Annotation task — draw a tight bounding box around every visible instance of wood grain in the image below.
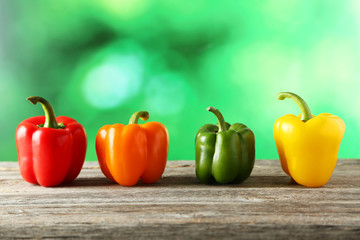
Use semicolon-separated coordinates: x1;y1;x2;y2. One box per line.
0;160;359;239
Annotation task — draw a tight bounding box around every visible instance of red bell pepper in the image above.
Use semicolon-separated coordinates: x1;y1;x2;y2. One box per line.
15;96;87;187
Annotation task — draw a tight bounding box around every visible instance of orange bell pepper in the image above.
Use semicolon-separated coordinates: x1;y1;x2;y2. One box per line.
96;111;169;186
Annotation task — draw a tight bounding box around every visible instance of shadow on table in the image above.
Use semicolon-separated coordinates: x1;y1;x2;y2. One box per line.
60;175;301;188
60;177;116;188
145;175;297;188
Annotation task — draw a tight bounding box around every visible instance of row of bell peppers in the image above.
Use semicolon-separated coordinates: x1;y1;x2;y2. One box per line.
15;92;345;188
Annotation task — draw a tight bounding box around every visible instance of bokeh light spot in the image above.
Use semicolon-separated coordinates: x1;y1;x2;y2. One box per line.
83;54;143;109
99;0;149;20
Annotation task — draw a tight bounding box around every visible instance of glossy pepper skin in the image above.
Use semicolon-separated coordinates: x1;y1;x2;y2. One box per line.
96;111;169;186
15;96;87;187
195;107;255;184
274;92;345;188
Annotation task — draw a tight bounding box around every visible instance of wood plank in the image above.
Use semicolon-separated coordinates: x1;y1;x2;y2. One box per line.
0;160;359;239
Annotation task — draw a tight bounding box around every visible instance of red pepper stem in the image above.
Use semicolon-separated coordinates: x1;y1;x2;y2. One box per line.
27;96;59;128
129;111;149;124
207;107;228;132
277;92;313;122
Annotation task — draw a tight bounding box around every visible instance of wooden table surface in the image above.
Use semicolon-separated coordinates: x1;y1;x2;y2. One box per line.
0;160;359;239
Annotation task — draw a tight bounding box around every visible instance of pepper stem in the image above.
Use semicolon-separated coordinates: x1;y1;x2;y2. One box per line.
206;107;228;132
277;92;313;122
27;96;59;128
129;111;149;124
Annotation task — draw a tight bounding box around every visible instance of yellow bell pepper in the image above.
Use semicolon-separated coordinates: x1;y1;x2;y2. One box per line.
273;92;345;188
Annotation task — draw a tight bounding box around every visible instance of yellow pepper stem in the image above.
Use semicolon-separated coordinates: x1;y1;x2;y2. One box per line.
277;92;313;122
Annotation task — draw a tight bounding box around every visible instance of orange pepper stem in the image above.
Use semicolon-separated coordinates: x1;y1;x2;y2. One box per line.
207;106;228;132
27;96;64;129
277;92;313;122
129;111;149;124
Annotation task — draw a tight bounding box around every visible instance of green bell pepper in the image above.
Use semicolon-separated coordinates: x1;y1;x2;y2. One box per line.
195;107;255;184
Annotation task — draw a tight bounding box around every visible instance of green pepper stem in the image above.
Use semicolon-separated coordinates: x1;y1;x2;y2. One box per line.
206;107;228;132
277;92;313;122
27;96;59;128
129;111;149;124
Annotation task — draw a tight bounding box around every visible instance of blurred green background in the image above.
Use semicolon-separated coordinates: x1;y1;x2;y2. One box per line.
1;0;359;161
